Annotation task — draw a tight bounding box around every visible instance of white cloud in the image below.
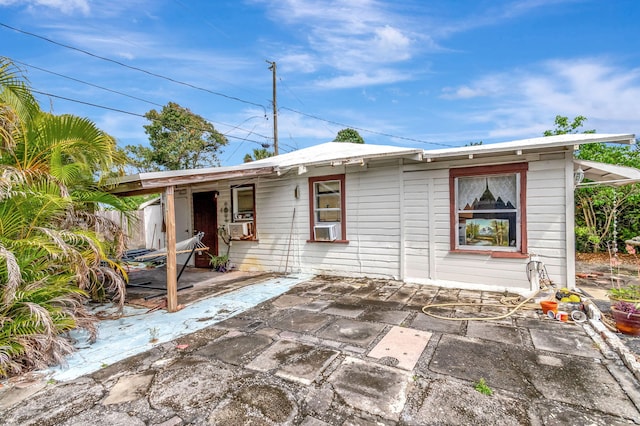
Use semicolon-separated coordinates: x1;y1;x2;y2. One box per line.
252;0;423;88
315;69;412;89
441;58;640;137
0;0;89;15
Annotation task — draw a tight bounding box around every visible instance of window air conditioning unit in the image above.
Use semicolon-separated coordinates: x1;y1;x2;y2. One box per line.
228;222;249;239
314;224;338;241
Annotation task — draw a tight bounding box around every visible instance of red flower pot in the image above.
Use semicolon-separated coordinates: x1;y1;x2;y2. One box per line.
611;306;640;336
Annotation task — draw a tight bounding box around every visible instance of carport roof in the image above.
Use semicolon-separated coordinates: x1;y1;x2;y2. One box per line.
574;159;640;186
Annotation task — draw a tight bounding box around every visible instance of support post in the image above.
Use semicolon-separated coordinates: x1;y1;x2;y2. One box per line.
165;186;178;312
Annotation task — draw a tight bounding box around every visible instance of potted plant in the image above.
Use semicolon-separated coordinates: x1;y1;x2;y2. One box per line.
208;253;229;272
608;285;640;303
611;301;640;336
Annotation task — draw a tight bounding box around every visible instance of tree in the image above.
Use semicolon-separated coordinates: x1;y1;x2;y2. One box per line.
243;147;274;163
126;102;228;172
544;115;640;252
543;115;595;136
0;57;129;377
334;128;365;144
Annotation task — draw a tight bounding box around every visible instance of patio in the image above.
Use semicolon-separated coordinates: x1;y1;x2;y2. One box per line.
2;274;639;424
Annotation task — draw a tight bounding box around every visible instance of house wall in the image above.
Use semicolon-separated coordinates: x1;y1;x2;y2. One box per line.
402;153;569;292
218;161;405;279
191;152;571;293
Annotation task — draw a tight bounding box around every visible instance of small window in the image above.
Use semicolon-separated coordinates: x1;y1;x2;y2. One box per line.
230;184;255;240
309;174;346;241
450;164;527;254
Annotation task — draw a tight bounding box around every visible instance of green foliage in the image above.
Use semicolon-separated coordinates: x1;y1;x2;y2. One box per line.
543;115;595;136
608;285;640;301
473;378;493;396
243;148;274;163
0;57;128;378
125;102;228;172
334;128;365;144
545;115;640;252
208;253;229;272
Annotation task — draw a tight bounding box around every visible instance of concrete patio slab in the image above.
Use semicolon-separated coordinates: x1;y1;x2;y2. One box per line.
102;372;154;405
195;333;272;365
294;300;331;312
322;303;365;318
2;275;639;425
246;340;339;385
430;334;535;394
327;356;411;422
271;311;333;333
358;309;410;325
208;379;299;424
466;321;524;345
147;358;234;412
524;354;640;420
402;377;530;425
529;326;602;358
272;294;314;309
410;312;464;334
317;318;386;346
368;326;432;370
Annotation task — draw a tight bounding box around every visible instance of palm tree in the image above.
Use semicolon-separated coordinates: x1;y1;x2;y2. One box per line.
0;57;129;377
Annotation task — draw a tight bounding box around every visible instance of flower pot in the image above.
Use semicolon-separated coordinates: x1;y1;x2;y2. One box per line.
540;300;558;315
611;306;640;336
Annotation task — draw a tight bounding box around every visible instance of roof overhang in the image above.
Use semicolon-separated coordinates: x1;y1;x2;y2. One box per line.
574;159;640;187
106;166;275;196
422;133;636;162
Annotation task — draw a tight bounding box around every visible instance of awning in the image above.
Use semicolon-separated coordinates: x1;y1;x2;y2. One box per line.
574;159;640;187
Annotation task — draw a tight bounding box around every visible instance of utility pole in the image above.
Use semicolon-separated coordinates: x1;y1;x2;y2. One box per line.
267;60;278;155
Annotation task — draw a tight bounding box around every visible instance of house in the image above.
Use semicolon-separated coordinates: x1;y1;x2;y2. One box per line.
111;133;639;311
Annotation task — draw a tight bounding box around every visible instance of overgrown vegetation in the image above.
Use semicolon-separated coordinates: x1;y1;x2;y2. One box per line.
0;57;130;377
545;115;640;252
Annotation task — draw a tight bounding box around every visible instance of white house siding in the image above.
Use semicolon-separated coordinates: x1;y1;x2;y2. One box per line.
402;156;569;293
211;155;570;293
402;170;431;283
525;156;568;288
220;162;403;279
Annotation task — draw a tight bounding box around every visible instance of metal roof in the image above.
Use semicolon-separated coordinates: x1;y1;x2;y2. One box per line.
574;159;640;187
422;133;635;161
108;134;636;195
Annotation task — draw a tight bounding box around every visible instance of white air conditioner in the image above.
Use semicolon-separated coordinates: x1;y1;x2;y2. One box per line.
228;222;249;239
314;224;338;241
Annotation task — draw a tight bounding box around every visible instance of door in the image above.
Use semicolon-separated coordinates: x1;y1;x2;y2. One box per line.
193;191;218;268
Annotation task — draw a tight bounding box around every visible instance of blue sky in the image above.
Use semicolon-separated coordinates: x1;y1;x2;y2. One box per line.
1;0;638;166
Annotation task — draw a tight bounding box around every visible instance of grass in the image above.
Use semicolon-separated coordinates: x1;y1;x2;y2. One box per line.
473;378;493;396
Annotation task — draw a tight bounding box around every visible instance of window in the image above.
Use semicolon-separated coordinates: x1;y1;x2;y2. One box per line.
450;163;527;255
230;184;255;240
309;174;346;242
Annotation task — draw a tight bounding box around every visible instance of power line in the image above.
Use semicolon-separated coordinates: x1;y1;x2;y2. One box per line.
18;59;272;140
15;59;163;108
280;106;456;148
31;89;271;146
0;22;268;114
1;21;457;150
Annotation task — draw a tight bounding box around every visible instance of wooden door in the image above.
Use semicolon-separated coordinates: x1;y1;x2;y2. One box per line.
193;191;218;268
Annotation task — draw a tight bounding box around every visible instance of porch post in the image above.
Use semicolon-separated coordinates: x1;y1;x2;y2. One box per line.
165;185;178;312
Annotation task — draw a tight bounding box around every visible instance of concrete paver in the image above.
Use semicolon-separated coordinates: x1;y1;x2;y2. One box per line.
328;356;411;422
2;275;640;425
317;318;386;346
367;326;432;370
